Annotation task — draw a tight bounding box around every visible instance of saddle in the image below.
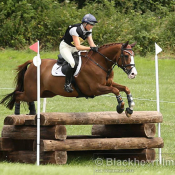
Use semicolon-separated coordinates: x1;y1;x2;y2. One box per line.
57;52;79;75
52;52;94;99
52;52;81;77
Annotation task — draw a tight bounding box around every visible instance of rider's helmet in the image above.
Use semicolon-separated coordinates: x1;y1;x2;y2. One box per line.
82;14;98;25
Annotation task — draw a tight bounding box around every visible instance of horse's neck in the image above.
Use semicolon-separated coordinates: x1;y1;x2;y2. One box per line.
99;44;121;57
92;44;121;66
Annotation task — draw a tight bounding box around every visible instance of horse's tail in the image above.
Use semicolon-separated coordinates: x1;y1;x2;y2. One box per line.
0;60;33;110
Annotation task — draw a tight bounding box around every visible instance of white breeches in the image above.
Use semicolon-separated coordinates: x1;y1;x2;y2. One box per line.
59;40;78;68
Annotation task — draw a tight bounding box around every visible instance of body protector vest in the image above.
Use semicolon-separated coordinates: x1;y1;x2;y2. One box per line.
61;23;92;47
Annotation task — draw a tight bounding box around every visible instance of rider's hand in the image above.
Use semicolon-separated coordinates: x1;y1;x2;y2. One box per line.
90;47;98;52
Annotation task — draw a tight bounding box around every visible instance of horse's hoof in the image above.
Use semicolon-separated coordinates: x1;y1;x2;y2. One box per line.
125;107;133;118
116;105;124;114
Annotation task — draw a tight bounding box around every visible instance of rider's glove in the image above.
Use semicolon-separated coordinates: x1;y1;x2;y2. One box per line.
90;47;98;52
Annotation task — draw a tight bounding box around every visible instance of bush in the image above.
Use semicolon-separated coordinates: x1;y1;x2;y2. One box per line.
0;0;175;55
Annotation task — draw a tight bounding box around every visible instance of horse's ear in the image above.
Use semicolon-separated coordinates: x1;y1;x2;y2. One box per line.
130;42;137;48
122;41;129;48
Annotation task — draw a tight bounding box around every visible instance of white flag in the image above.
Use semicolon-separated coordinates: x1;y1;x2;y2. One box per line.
155;43;162;55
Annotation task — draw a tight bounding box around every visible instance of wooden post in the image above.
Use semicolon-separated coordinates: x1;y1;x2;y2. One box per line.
1;125;67;140
4;115;35;125
36;111;163;125
35;137;164;152
6;151;67;164
92;124;156;138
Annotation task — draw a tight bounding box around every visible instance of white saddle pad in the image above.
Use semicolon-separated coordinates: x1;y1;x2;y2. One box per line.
51;52;82;77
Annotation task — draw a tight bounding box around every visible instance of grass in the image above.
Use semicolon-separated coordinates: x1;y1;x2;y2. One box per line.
0;49;175;174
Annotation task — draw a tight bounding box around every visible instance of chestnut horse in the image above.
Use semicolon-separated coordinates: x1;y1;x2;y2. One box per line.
0;41;137;117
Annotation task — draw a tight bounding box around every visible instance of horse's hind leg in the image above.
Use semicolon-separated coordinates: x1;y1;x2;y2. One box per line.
15;91;37;115
14;102;36;115
14;102;20;115
29;102;36;115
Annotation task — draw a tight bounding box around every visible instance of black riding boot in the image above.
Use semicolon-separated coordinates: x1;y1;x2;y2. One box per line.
64;64;74;93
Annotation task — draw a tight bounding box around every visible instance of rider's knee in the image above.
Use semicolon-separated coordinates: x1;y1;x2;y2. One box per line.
70;61;75;68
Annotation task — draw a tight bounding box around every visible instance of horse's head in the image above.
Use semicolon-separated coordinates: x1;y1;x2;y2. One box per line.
117;41;137;79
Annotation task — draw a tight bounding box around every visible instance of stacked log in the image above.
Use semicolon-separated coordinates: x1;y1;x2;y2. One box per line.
91;123;156;138
0;114;67;164
0;111;164;164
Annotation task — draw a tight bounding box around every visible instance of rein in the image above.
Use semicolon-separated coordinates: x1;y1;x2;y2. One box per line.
81;44;135;80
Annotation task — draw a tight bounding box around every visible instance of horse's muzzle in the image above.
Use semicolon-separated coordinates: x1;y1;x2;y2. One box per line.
128;67;137;79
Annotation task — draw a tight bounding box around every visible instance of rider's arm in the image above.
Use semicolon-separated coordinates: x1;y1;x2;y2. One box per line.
87;35;96;47
72;35;91;51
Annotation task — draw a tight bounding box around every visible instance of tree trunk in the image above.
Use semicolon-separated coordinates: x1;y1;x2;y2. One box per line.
35;137;164;152
91;124;156;138
37;111;163;125
1;125;67;140
4;115;35;125
6;151;67;164
0;137;14;151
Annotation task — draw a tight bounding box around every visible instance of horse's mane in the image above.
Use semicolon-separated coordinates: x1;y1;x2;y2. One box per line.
98;42;122;51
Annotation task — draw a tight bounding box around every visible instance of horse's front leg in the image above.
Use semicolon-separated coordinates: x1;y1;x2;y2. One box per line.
108;81;135;117
96;84;125;114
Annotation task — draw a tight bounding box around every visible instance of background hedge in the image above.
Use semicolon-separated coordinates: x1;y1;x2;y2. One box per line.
0;0;175;55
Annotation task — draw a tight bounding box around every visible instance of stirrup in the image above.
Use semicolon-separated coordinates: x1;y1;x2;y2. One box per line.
64;83;73;93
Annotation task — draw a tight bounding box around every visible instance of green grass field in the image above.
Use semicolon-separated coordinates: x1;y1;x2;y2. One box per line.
0;49;175;175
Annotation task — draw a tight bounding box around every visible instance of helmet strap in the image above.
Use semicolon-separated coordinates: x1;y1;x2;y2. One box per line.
82;23;88;30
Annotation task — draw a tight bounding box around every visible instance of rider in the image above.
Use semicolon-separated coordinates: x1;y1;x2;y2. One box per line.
59;14;98;93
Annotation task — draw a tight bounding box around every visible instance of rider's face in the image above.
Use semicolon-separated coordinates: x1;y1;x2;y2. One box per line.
85;24;94;31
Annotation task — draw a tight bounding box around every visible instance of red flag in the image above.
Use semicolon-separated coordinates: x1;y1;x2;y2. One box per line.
29;42;38;53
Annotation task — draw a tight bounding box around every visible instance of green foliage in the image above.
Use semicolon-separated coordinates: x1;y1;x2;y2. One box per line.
158;13;175;52
0;0;175;55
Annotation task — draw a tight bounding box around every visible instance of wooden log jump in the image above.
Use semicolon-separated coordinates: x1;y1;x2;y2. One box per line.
4;115;35;125
5;151;67;164
0;137;14;151
34;111;163;125
1;125;66;140
0;111;164;165
35;137;164;152
92;123;156;138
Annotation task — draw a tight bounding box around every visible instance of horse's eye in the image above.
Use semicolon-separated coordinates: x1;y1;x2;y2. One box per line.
124;55;129;59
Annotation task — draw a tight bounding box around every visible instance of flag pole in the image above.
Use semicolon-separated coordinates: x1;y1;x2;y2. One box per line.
37;40;40;166
29;41;41;165
155;43;162;164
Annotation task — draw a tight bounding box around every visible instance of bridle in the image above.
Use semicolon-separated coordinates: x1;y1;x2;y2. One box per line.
82;44;135;80
118;45;135;75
